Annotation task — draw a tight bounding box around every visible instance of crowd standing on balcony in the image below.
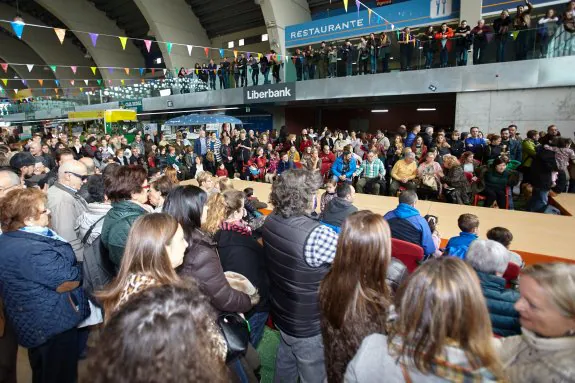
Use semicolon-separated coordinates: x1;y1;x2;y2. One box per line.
0;120;574;383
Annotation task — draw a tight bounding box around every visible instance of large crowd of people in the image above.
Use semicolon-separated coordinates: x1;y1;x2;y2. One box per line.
0;121;574;383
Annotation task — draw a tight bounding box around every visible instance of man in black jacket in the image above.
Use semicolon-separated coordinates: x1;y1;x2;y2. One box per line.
321;183;358;230
238;53;248;87
527;145;557;213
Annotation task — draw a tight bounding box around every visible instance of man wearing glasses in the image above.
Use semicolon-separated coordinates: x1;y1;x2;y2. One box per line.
47;161;89;261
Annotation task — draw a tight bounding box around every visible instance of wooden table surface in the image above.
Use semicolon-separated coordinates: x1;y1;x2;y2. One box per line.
550;193;575;216
182;179;575;264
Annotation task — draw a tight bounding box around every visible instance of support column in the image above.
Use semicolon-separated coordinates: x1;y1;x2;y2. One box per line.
259;0;311;57
459;0;482;24
133;0;211;71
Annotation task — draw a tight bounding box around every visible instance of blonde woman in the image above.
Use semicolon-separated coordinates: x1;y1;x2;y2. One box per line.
346;257;504;382
499;263;575;382
442;154;471;204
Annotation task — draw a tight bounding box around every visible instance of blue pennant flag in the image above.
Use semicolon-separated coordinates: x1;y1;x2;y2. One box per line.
219;48;225;58
10;21;25;39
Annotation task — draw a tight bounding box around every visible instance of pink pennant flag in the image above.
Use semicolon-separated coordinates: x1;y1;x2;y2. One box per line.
70;80;75;86
71;66;77;74
89;33;99;47
54;28;66;44
144;39;152;53
108;80;113;85
1;63;8;73
187;45;193;56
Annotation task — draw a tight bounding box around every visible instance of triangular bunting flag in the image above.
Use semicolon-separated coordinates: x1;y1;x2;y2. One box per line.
343;0;348;12
391;24;395;30
511;31;519;40
124;68;130;75
89;33;98;47
26;64;34;72
187;45;193;56
97;79;102;85
108;68;114;74
71;66;77;74
144;39;152;53
54;28;66;44
38;79;43;86
166;42;173;55
121;79;125;85
162;69;167;76
91;67;97;75
368;9;372;24
84;80;89;85
21;79;27;86
219;48;225;58
10;21;25;39
204;47;209;57
1;79;7;86
70;80;75;86
119;36;128;50
42;88;46;93
356;0;360;16
139;68;145;76
151;68;155;75
80;87;83;92
1;63;7;73
54;88;59;94
50;65;57;72
233;50;238;59
13;89;18;94
108;80;112;85
55;80;60;86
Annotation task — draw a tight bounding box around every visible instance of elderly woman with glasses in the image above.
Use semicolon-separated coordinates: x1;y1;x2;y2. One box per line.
0;188;89;383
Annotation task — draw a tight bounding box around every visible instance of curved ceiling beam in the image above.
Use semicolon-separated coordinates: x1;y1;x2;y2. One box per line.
0;3;99;86
259;0;311;55
0;33;54;97
36;0;145;82
132;0;211;69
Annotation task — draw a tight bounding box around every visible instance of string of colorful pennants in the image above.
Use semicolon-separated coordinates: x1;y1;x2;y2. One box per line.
2;19;280;60
342;0;395;29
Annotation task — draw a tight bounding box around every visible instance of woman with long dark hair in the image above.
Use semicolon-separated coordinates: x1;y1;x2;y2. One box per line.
163;186;253;313
320;211;406;383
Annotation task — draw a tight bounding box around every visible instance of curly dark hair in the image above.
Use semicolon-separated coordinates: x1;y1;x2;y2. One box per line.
269;168;323;218
83;285;228;383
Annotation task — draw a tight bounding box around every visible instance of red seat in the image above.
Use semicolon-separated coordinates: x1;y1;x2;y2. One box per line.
391;238;424;273
503;262;520;289
473;186;511;209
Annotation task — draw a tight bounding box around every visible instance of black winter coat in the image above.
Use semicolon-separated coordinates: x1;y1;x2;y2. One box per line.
214;228;270;318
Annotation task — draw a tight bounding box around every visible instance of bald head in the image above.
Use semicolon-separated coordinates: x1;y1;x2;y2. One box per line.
79;157;96;175
29;142;42;156
0;170;22;199
58;160;88;190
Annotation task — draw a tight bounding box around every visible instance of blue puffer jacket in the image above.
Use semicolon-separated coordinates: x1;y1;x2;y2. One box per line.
444;232;478;259
331;155;357;179
476;271;521;337
383;203;436;256
0;230;89;348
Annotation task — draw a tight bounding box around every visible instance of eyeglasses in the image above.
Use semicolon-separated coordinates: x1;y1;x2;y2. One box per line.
65;171;88;181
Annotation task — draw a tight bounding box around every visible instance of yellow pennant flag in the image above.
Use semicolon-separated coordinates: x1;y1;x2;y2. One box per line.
368;9;372;24
38;79;43;86
121;79;125;85
343;0;348;12
54;28;66;44
124;67;130;75
80;87;83;92
511;31;519;40
91;67;97;75
119;36;128;50
1;79;6;86
233;50;238;59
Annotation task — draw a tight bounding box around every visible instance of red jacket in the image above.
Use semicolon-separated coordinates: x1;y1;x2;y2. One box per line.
216;168;228;177
299;139;313;153
435;28;454;50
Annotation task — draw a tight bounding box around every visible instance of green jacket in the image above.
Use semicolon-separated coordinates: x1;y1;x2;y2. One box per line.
521;139;538;168
100;200;147;268
484;168;512;190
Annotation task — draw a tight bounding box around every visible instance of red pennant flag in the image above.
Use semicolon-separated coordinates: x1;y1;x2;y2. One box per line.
1;63;8;73
151;68;155;75
204;47;209;57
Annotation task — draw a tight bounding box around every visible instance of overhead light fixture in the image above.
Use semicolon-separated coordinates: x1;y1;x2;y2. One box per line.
239;39;245;47
228;41;234;48
137;107;240;116
155;58;162;64
261;34;268;42
371;109;388;113
417;108;436;112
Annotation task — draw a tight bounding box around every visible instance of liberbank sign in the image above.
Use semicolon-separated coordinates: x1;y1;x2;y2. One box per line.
285;0;460;48
244;83;296;104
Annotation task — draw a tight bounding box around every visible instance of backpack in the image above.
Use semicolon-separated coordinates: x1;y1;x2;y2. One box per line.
82;216;116;295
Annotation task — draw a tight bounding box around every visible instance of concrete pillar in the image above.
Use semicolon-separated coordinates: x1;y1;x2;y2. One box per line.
37;0;145;83
459;0;483;24
259;0;311;57
0;3;97;90
132;0;211;71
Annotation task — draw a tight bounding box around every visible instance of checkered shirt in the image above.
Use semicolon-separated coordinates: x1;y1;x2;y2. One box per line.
304;225;339;267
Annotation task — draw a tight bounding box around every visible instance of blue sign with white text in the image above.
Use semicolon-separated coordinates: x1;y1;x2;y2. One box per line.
285;0;460;48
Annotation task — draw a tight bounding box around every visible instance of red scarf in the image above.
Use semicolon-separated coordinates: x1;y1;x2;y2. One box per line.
220;221;252;236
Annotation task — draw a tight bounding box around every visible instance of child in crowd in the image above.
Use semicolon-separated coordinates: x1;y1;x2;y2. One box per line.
320;179;338;214
486;226;524;267
244;187;268;210
276;152;295;177
424;215;443;258
248;161;260;180
265;152;279;183
216;163;228;178
444;213;480;259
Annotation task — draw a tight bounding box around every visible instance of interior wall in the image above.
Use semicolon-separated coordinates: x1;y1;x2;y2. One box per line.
285;103;456;134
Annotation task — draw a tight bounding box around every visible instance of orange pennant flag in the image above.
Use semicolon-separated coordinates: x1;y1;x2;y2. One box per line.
54;88;59;94
54;28;66;44
233;50;238;59
38;79;43;86
124;67;130;75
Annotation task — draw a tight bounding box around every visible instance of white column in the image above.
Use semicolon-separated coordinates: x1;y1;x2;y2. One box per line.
259;0;311;57
459;0;482;24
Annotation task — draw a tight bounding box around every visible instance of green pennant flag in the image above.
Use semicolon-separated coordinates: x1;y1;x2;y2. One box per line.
97;79;102;85
511;31;519;41
50;65;57;72
166;42;173;55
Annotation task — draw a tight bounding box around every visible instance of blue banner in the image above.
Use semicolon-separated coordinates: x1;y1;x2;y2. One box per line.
285;0;460;48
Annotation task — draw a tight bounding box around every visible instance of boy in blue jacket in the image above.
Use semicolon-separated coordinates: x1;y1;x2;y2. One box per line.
444;213;480;259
